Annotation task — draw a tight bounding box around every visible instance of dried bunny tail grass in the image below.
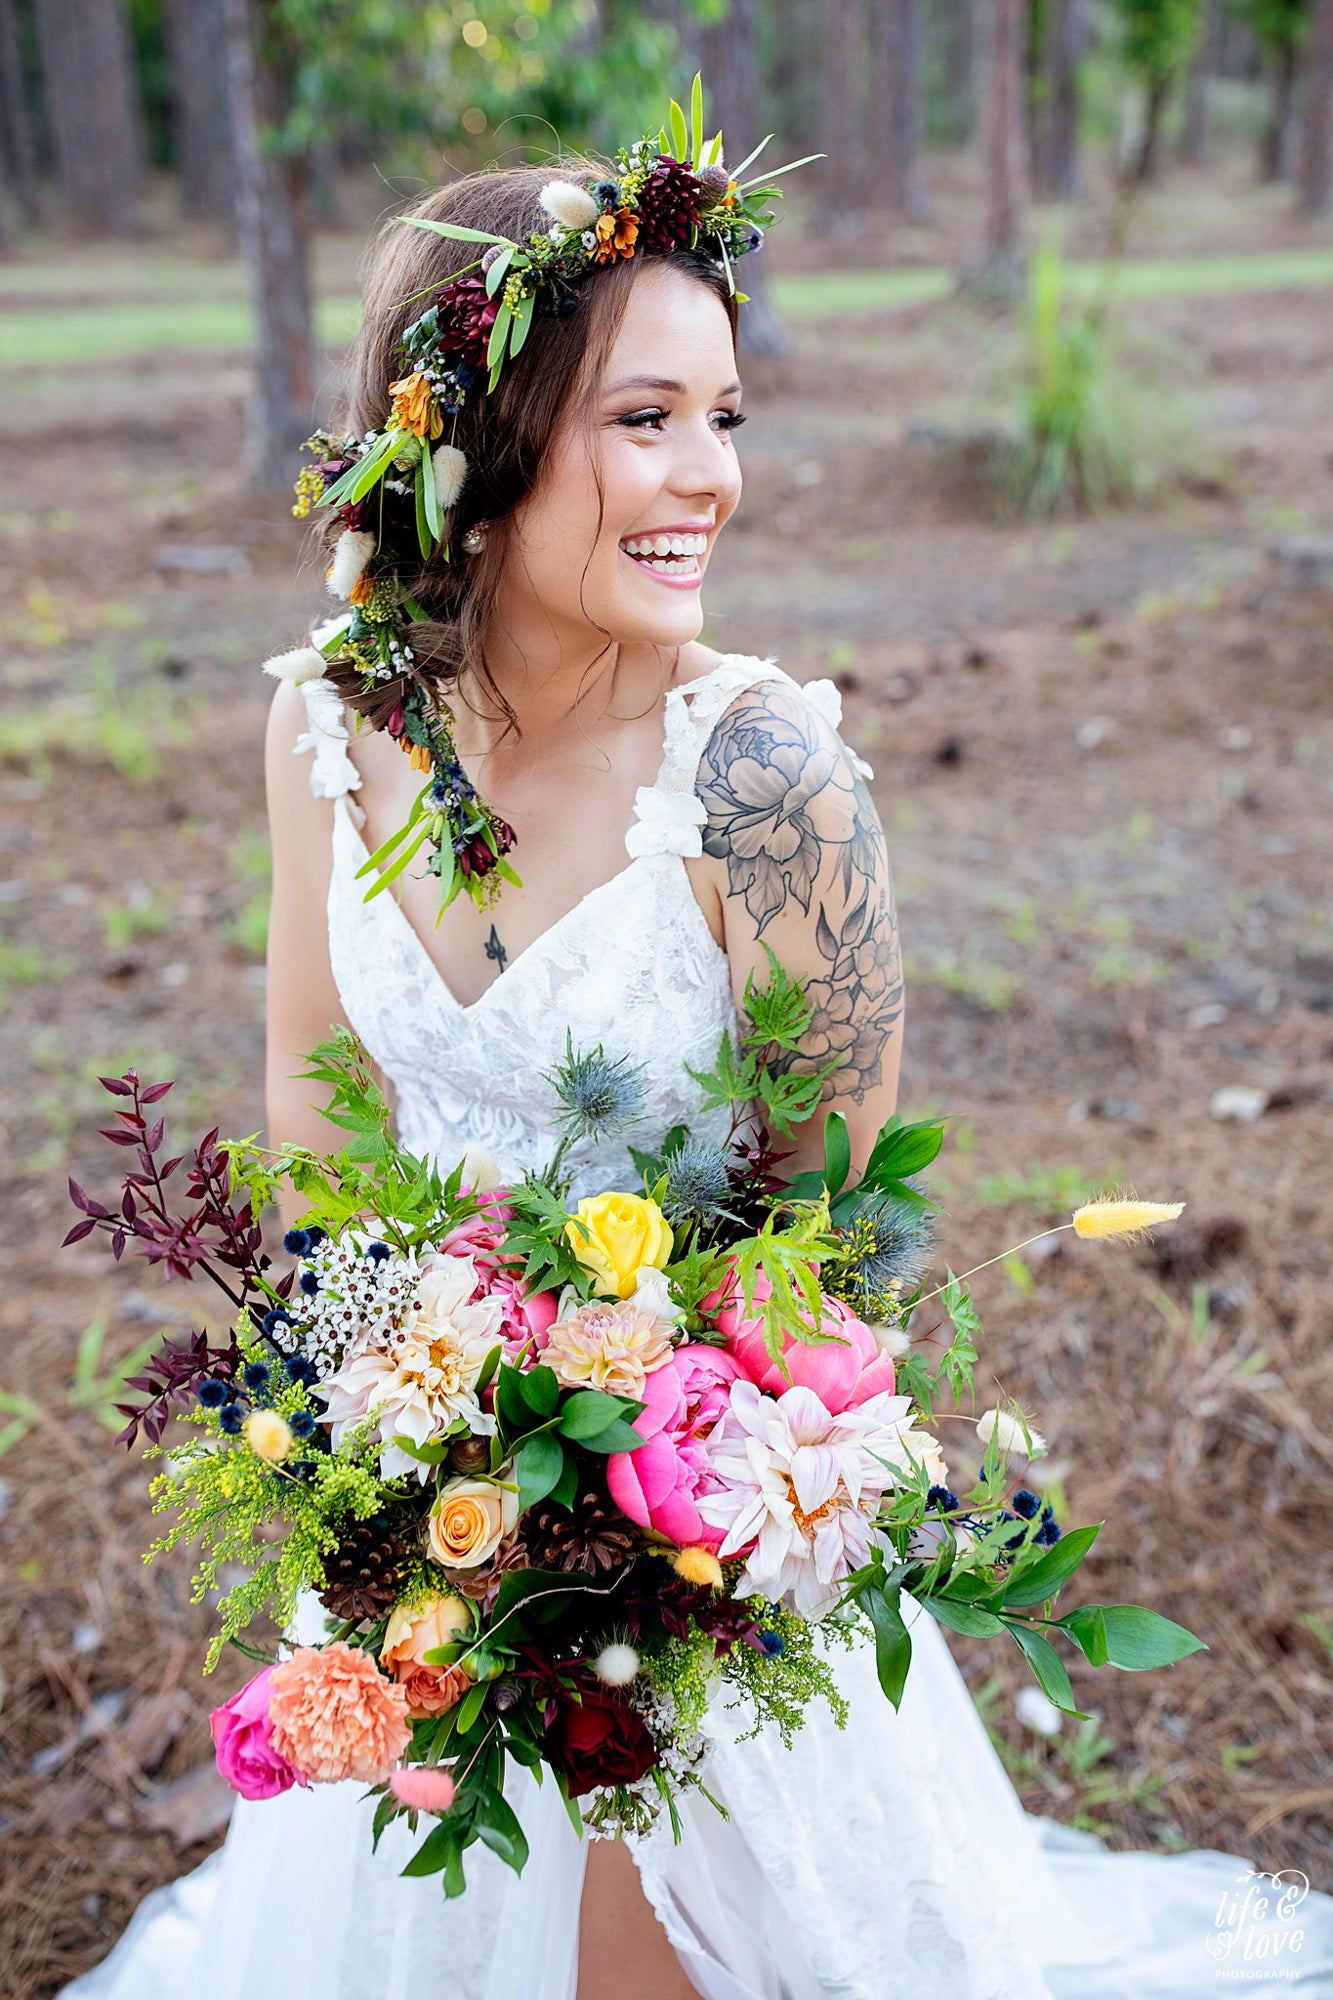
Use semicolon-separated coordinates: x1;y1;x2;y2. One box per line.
1071;1186;1186;1242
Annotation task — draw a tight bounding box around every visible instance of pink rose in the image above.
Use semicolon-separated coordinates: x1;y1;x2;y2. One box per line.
706;1271;896;1414
209;1665;307;1802
607;1344;742;1548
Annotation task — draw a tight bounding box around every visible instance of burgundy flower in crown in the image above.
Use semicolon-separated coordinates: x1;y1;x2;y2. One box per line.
633;153;707;254
433;272;501;370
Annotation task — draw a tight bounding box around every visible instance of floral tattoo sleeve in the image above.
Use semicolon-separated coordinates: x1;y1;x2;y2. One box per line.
697;685;904;1104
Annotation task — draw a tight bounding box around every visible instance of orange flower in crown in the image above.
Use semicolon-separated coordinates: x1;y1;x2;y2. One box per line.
593;207;640;263
388;371;443;440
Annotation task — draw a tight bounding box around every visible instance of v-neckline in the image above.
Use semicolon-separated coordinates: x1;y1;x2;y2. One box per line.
335;654;745;1016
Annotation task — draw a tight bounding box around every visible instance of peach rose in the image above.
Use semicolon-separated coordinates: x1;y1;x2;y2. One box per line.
428;1471;518;1570
380;1595;472;1718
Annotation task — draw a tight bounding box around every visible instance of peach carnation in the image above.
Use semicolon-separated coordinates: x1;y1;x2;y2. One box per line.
267;1641;411;1785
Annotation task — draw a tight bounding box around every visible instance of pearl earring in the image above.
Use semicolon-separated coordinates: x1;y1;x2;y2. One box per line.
461;524;487;554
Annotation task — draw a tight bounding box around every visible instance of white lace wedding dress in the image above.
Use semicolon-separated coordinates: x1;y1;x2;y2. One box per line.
63;656;1333;2000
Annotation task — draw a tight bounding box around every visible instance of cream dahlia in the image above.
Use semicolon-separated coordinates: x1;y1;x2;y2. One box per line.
542;1298;675;1398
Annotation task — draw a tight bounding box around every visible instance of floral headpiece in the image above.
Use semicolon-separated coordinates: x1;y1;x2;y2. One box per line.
263;74;819;916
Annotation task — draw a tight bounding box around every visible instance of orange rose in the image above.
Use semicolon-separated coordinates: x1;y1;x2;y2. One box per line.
380;1595;472;1718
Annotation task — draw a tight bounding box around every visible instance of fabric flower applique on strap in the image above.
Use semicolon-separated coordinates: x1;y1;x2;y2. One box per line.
624;784;708;860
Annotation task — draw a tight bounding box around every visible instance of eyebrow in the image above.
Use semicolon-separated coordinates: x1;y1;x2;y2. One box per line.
606;374;743;396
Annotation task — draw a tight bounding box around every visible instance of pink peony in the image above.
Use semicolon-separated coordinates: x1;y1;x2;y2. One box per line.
209;1665;307;1802
706;1271;896;1414
438;1193;512;1269
489;1269;559;1354
267;1641;412;1786
437;1199;557;1356
607;1343;742;1548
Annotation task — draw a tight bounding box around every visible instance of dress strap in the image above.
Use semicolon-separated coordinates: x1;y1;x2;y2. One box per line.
624;653;872;861
293;678;367;829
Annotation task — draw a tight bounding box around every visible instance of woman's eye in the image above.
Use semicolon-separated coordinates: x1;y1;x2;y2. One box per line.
618;409;747;433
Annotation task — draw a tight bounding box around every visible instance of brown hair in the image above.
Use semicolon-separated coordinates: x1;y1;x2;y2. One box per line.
317;157;740;727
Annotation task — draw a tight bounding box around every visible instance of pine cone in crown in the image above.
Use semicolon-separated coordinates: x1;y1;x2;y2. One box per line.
317;1510;414;1621
634;155;706;255
445;1534;531;1617
522;1488;639;1578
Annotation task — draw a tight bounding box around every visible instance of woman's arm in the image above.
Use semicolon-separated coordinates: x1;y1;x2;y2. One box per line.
264;679;358;1234
694;680;904;1180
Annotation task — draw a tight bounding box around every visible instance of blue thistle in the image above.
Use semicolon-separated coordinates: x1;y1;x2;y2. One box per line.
662;1137;731;1225
1011;1487;1041;1519
282;1228;309;1255
592;178;621;206
284;1354;318;1386
218;1404;245;1434
197;1378;230;1410
304;1225;328;1249
837;1183;938;1311
546;1033;646;1145
364;1241;391;1265
1036;1517;1062;1545
299;1269;320;1296
289;1410;316;1440
242;1362;270;1392
757;1631;785;1656
261;1306;294;1337
926;1484;959;1512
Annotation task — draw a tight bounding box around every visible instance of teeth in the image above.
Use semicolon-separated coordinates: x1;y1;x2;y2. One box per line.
620;532;707;558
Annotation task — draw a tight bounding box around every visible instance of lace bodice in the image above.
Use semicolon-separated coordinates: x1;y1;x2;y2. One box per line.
293;654;860;1195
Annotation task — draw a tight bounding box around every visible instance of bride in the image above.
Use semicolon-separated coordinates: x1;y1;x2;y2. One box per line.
61;153;1332;2000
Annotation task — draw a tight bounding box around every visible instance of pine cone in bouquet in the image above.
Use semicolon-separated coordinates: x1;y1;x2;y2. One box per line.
522;1488;639;1579
446;1534;531;1618
317;1507;417;1621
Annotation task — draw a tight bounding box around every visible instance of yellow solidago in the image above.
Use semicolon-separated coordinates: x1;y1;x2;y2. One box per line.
1071;1199;1185;1243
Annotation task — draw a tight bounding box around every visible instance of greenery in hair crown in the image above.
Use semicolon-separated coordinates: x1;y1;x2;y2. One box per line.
263;73;821;918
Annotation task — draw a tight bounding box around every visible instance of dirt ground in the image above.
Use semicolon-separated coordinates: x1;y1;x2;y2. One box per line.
1;163;1331;1995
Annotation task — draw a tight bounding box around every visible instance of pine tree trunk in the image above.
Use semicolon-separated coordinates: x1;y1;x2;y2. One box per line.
822;0;869;236
221;0;314;493
34;0;146;233
0;0;40;227
1299;0;1333;214
939;0;978;147
970;0;1029;296
164;0;236;224
1260;41;1301;183
1032;0;1084;199
1178;1;1217;166
698;0;789;358
868;0;929;219
1132;73;1171;185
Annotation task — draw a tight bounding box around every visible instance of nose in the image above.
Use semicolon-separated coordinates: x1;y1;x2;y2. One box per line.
669;411;742;514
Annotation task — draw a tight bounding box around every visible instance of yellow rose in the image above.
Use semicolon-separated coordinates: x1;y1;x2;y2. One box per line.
380;1595;472;1718
565;1192;673;1300
428;1472;518;1569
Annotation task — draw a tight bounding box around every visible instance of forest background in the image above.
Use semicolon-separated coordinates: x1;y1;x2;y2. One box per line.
0;2;1330;1994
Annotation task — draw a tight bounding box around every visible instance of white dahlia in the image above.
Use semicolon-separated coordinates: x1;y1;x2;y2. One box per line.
318;1252;505;1481
696;1381;924;1620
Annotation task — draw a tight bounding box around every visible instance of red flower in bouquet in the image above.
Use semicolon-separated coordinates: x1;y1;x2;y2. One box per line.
544;1683;658;1797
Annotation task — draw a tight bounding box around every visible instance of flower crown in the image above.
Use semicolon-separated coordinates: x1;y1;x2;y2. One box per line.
263;74;820;917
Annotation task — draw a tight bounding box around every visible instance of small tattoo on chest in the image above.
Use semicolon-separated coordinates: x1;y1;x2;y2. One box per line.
485;924;507;974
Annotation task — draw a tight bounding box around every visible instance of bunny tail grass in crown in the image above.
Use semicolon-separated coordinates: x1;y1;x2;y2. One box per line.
262;72;823;918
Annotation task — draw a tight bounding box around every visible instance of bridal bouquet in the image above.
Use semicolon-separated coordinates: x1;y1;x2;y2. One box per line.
66;954;1202;1893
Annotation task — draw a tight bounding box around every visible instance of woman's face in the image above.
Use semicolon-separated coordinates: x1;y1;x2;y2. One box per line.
495;260;745;666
